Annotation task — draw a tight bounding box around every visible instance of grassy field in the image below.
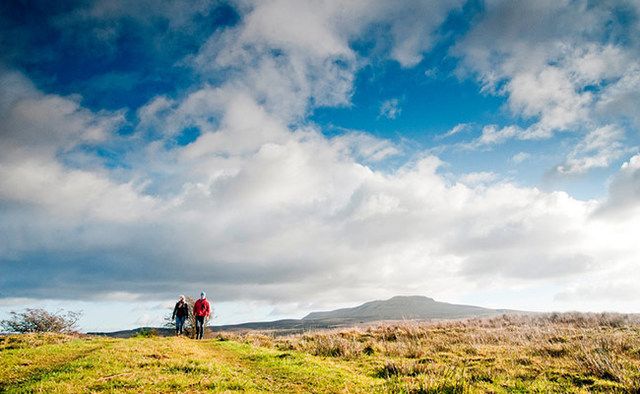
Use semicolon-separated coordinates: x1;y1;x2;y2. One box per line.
1;313;639;393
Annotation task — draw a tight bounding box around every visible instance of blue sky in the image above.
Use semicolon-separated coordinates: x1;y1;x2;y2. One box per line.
1;0;640;331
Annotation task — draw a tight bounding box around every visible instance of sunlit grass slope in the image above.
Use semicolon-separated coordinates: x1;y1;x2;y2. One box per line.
0;334;377;393
2;313;640;393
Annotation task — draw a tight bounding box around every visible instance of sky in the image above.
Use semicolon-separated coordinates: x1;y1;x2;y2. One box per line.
1;0;639;332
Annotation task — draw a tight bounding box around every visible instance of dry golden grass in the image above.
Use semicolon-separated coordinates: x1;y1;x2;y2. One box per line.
2;313;639;392
218;313;640;392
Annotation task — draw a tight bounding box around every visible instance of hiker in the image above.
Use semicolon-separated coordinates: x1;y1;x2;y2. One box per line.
172;295;189;335
193;291;211;340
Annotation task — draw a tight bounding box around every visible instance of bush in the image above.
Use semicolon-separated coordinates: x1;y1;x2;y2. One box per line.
135;328;159;338
0;308;82;333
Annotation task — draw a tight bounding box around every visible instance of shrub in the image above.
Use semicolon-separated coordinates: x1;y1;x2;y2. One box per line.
0;308;81;333
135;328;158;338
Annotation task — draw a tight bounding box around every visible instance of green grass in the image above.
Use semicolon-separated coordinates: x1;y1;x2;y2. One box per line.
2;313;640;393
0;334;381;393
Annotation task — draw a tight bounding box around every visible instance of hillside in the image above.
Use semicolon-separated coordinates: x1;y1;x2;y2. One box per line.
3;313;640;392
303;295;516;322
0;334;376;392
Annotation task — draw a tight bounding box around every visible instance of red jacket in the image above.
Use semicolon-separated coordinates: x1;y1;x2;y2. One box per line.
193;298;210;317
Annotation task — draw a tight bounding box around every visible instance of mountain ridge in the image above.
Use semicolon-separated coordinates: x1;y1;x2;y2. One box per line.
92;295;522;337
303;295;516;321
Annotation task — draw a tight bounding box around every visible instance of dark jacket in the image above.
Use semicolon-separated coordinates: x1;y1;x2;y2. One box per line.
172;301;189;319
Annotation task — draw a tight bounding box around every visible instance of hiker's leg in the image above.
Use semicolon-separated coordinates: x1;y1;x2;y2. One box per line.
196;316;204;339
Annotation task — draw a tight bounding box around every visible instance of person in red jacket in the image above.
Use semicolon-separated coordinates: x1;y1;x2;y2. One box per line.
193;291;210;339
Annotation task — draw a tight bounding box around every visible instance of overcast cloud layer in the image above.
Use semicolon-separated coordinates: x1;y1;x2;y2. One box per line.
1;0;640;326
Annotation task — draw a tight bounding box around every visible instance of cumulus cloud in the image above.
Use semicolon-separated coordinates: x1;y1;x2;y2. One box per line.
595;154;640;216
2;0;640;316
191;0;463;121
453;0;640;169
597;67;640;127
0;72;120;155
3;66;640;311
0;71;159;223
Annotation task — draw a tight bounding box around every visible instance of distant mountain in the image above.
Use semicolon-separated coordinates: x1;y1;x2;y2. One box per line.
303;295;516;322
93;295;520;337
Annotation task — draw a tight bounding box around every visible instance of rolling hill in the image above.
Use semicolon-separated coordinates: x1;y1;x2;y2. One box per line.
303;295;516;322
94;295;520;336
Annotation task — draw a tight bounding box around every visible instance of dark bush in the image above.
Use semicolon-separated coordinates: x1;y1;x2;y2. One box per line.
0;308;82;333
135;328;158;338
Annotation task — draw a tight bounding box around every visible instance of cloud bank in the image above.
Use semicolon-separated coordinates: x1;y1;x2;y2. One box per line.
1;0;639;315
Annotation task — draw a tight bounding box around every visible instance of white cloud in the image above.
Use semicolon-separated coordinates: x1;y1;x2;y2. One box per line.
597;66;640;127
556;125;629;175
458;172;498;186
379;98;401;120
453;0;640;170
506;66;591;135
0;159;159;222
511;152;531;164
437;123;470;140
4;71;640;312
0;71;123;158
3;1;640;317
424;67;438;79
381;1;464;67
595;154;640;216
330;131;401;162
464;125;521;148
191;0;463;121
0;71;156;224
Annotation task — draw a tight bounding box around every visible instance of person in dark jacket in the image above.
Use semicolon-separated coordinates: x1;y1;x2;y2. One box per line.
172;295;189;335
193;291;211;339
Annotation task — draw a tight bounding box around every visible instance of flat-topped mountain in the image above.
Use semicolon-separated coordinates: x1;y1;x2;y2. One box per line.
94;295;520;337
303;295;514;322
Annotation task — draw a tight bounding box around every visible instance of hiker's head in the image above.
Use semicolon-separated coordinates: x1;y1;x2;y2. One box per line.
179;295;185;302
200;291;206;300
